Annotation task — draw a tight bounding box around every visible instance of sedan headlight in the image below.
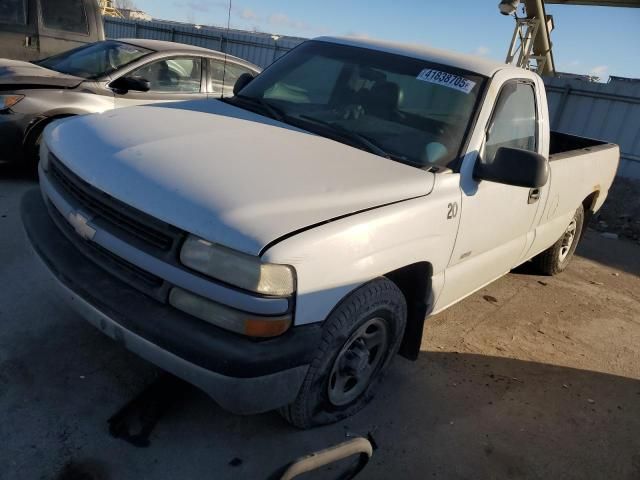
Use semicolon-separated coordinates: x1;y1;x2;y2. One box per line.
180;235;295;296
0;94;24;111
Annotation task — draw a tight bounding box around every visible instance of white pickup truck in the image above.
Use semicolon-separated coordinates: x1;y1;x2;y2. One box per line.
22;36;619;429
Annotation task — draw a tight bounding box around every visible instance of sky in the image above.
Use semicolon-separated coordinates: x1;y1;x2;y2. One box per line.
132;0;640;80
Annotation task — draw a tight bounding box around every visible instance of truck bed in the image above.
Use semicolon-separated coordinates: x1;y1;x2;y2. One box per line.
549;131;610;158
545;131;619;218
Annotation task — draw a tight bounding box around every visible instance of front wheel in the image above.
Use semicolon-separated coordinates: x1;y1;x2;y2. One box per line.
533;204;584;275
279;277;407;429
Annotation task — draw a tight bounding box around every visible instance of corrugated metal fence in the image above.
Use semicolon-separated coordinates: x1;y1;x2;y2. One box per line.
545;77;640;179
104;17;304;68
105;18;640;179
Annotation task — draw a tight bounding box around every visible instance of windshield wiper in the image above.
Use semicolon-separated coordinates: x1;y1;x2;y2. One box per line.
297;115;392;159
233;94;285;122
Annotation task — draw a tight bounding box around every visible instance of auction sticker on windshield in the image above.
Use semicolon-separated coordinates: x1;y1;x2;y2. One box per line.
416;69;477;94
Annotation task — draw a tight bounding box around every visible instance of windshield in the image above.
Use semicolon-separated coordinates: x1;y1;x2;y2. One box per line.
235;40;486;169
38;41;152;79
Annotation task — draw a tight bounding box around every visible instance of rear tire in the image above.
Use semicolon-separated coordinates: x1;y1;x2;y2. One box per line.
533;204;584;275
279;277;407;429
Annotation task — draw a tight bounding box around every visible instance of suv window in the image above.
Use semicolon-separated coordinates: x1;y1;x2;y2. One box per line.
132;57;202;93
0;0;27;24
483;81;537;165
41;0;89;34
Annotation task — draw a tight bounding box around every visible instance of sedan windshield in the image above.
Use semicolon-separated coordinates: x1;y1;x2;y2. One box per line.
235;41;486;169
38;40;152;79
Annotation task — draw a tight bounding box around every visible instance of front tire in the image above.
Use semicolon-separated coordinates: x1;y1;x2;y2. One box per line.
533;204;584;275
279;277;407;429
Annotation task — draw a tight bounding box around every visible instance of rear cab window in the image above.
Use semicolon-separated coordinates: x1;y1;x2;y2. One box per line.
41;0;89;34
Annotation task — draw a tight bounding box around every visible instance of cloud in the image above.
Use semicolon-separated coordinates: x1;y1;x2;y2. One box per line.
238;8;259;21
172;0;230;13
473;46;490;56
589;65;608;76
268;12;306;30
345;31;370;39
174;2;329;35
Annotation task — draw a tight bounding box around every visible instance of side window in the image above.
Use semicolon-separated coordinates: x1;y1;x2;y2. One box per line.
209;60;254;95
0;0;27;24
131;57;202;93
483;82;537;165
41;0;89;34
223;63;255;87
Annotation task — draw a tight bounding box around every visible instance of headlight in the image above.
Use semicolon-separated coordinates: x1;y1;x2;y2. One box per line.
169;288;291;337
0;94;24;111
180;235;295;296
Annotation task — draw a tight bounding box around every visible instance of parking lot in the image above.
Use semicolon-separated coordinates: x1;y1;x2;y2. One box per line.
1;166;639;480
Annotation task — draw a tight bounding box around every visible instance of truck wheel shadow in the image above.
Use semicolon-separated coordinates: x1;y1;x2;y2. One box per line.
314;351;640;479
100;351;640;479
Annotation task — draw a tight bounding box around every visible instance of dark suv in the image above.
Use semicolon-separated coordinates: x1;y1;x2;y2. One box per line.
0;0;104;61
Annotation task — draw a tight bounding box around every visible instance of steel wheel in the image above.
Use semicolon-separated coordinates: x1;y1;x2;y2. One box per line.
559;218;578;263
327;317;389;407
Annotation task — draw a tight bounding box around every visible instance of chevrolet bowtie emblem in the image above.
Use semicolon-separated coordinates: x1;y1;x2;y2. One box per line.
67;211;96;241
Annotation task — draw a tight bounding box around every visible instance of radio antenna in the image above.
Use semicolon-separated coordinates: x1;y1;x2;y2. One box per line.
220;0;232;98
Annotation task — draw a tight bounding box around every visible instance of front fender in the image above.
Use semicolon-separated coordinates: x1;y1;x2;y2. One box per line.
262;174;462;326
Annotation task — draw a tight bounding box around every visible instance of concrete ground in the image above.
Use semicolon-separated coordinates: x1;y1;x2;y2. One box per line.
1;166;639;480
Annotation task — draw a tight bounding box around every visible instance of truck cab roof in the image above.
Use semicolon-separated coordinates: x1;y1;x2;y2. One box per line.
315;36;524;78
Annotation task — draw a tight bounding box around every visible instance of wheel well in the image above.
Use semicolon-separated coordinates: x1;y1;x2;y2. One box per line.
23;114;75;154
384;262;433;361
581;191;600;235
582;191;599;214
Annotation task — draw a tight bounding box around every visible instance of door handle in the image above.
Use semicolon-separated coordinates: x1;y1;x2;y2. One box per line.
528;188;541;204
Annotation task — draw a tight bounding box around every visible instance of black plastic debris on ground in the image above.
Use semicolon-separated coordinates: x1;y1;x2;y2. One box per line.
107;373;191;448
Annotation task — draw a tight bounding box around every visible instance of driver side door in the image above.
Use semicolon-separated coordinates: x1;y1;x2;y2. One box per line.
113;56;207;108
436;74;547;310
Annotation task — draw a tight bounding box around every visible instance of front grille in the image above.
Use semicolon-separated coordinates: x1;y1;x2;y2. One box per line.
89;241;163;288
46;197;167;300
47;202;162;293
46;154;185;302
49;155;180;252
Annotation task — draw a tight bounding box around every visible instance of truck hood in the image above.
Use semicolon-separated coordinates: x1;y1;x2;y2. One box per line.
0;59;84;89
45;100;435;255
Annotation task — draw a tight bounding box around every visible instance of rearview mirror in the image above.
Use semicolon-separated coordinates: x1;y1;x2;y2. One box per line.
233;72;254;95
474;147;549;188
109;76;151;94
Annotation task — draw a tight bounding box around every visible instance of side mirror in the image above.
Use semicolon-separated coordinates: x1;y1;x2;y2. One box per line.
233;72;254;96
474;147;549;188
109;76;151;94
